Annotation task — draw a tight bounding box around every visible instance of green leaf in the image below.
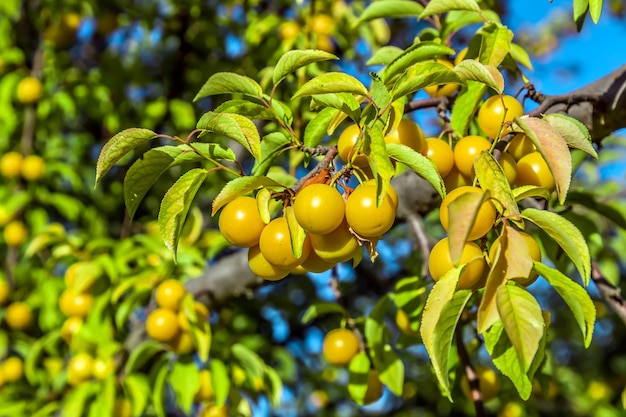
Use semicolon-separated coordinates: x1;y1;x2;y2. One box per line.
512;185;552;202
194;72;263;101
450;81;487;136
420;0;481;18
366;46;403;66
393;276;427;314
158;168;208;258
386;143;445;199
391;61;462;101
284;206;307;259
214;99;275;120
252;132;292;176
566;191;626;229
356;0;424;24
304;107;335;148
533;262;595;347
125;340;164;374
478;23;513;67
62;382;97;417
210;359;231;406
514;116;572;204
273;49;338;85
367;124;395;200
124;146;202;219
474;152;520;219
420;266;467;400
371;74;391;111
453;60;504;93
589;0;602;23
509;43;534;70
442;9;501;39
123;373;151;417
382;42;455;84
522;208;591;285
301;302;346;324
446;191;490;263
265;366;284;407
95;128;156;186
211;175;285;215
310;93;361;121
374;344;404;396
348;352;372;406
232;343;265;377
151;358;169;417
169;359;199;414
197;112;261;160
496;284;544;372
543;114;596;158
293;72;369;98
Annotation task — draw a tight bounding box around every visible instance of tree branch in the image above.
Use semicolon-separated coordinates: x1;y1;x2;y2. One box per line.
591;261;626;326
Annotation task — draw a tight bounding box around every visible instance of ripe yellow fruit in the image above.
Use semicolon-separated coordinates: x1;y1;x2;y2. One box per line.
443;165;472;191
247;245;291;281
323;328;359;366
259;217;311;268
477;95;524;138
428;238;486;290
155;279;186;310
423;137;455;178
16;77;43;104
498;402;525;417
293;184;345;235
1;356;24;382
59;290;93;317
5;301;33;330
425;60;458;97
461;366;500;402
0;152;24;178
515;151;556;192
337;124;367;166
195;369;215;402
218;196;266;248
3;220;28;247
20;155;45;181
506;133;536;160
309;221;360;264
170;330;194;355
345;183;396;237
453;135;492;177
299;250;334;273
499;152;517;185
146;308;180;342
439;186;496;241
384;119;425;154
67;353;94;386
0;280;10;305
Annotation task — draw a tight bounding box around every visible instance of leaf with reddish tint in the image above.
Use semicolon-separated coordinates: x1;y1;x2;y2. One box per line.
503;226;534;280
446;191;489;264
478;225;509;333
514;117;572;204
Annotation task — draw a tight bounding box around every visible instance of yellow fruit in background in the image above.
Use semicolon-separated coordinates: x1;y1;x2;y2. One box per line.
0;152;23;178
195;369;215;402
498;402;525;417
323;328;359;366
16;77;43;104
5;301;33;330
515;151;556;192
310;14;334;35
59;290;93;317
477;95;524;138
316;34;335;53
146;308;180;342
170;330;194;355
425;60;458;97
61;316;83;344
384;119;426;154
67;353;94;386
309;390;329;409
21;155;45;181
423;137;455;178
155;279;186;310
0;280;10;305
337;124;367;166
4;220;28;247
461;366;500;402
1;356;24;382
506;133;536;160
396;309;420;336
443;165;472;191
279;21;300;40
92;357;115;380
309;221;360;264
499;152;517;185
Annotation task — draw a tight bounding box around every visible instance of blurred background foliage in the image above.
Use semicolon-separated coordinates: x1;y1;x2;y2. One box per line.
1;0;626;416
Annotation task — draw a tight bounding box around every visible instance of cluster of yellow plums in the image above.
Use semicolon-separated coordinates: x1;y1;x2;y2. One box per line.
322;328;384;405
59;262;95;344
145;279;208;355
219;177;397;280
279;13;336;53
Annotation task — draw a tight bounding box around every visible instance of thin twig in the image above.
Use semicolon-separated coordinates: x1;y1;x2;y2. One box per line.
404;96;448;113
405;212;431;279
591;261;626;326
456;326;486;417
291;145;338;192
